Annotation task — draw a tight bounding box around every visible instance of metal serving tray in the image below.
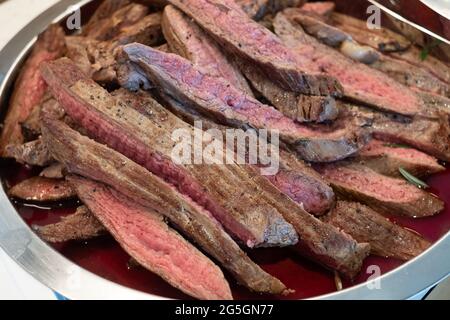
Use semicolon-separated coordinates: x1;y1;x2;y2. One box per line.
0;0;449;300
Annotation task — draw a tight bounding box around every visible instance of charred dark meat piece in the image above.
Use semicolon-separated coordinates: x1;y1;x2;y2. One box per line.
323;201;431;260
36;205;106;243
70;176;233;300
0;24;65;155
236;0;304;20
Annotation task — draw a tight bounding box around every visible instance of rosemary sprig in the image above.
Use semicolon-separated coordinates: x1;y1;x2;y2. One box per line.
419;39;442;61
399;167;429;189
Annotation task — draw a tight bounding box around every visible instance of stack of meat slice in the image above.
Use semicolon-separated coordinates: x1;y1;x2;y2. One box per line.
2;0;449;300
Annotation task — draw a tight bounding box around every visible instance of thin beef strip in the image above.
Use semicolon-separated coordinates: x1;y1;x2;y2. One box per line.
83;3;149;41
118;44;369;162
167;0;343;96
323;201;431;260
70;176;233;300
41;58;298;249
316;163;444;218
236;0;304;20
107;90;367;278
275;10;433;117
36;205;106;243
292;8;450;97
40;115;289;295
330;12;450;84
4;138;52;167
162;5;254;96
354;139;445;178
112;88;335;216
0;24;65;155
8;176;76;202
82;0;131;37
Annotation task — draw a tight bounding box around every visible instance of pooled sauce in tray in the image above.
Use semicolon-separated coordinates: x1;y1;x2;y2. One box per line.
2;162;450;300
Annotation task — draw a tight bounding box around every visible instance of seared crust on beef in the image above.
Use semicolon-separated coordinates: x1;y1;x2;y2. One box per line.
36;205;106;243
8;176;76;202
41;116;289;295
323;201;431;260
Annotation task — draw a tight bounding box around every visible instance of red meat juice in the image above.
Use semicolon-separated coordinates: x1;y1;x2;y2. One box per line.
2;162;450;300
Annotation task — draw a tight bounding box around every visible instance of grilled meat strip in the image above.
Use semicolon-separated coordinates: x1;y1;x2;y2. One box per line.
316;163;444;218
0;24;65;155
167;0;342;96
36;205;106;243
293;8;450;97
70;176;233;300
162;5;337;124
113;88;335;216
300;1;335;19
40;116;289;295
106;92;367;278
162;5;254;96
4;138;52;167
41;58;298;248
354;139;445;178
346;105;450;162
8;176;76;202
66;12;162;84
82;0;131;37
275;11;433;117
323;201;431;260
83;3;149;41
330;13;450;85
118;44;368;162
236;0;304;20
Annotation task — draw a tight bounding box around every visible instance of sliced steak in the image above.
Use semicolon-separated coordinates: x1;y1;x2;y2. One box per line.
40;116;289;295
118;44;368;162
83;3;148;41
4;138;52;167
40;162;65;179
417;91;450;116
70;176;233;300
82;0;130;37
162;5;254;96
20;101;42;142
316;163;444;218
275;10;431;117
330;13;450;84
236;0;304;20
115;12;163;46
66;13;162;85
323;201;431;260
354;139;445;178
346;104;450;162
0;24;65;156
167;0;343;96
41;58;298;249
36;205;106;243
114;88;335;216
8;176;76;202
241;64;339;123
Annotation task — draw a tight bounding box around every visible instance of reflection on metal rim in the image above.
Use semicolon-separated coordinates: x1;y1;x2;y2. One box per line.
0;0;449;300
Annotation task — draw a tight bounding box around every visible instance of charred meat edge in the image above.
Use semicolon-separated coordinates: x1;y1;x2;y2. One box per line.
323;201;431;260
118;44;368;163
70;175;233;300
40;115;289;296
41;58;298;249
